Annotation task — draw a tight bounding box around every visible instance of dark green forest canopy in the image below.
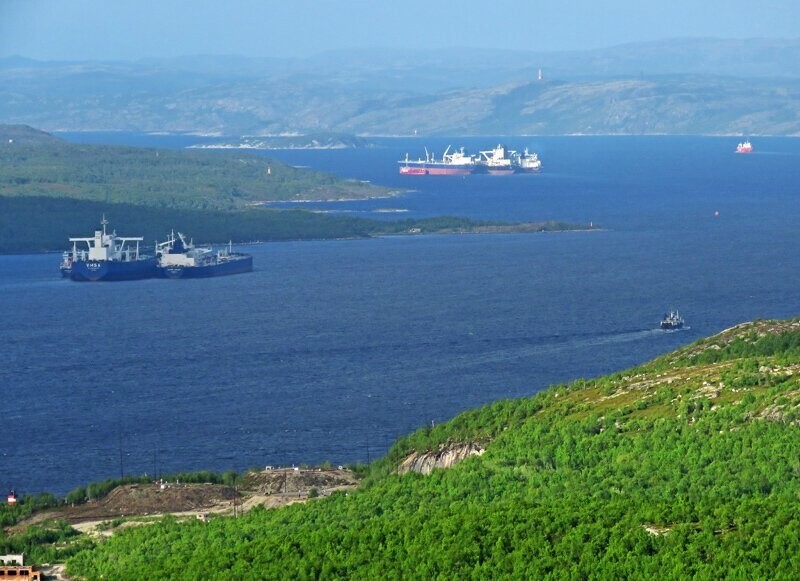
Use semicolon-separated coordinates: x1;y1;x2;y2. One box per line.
0;196;581;252
58;318;800;579
0;196;375;252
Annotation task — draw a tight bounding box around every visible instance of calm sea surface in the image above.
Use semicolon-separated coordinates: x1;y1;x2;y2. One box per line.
4;134;800;495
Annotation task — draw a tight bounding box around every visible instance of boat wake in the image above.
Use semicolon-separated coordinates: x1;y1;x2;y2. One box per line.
438;328;677;371
661;326;691;333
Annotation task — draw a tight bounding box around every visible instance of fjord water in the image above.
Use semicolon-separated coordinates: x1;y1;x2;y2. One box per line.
4;135;800;495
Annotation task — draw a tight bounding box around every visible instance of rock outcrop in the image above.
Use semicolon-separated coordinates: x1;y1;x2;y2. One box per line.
397;443;485;475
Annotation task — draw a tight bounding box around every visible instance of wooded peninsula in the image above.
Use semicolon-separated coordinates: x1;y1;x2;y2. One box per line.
0;125;591;253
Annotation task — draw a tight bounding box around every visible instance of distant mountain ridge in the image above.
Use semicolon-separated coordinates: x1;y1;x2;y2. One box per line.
2;38;800;135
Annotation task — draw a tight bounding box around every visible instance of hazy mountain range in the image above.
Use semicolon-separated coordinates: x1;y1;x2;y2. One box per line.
2;38;799;136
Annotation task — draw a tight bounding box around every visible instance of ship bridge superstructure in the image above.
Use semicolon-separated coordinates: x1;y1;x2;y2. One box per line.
68;216;143;262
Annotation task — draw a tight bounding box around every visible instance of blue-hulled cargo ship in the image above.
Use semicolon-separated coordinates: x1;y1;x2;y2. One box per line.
65;217;157;282
155;231;253;279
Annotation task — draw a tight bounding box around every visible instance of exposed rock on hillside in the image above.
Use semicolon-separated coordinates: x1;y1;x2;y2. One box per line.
397;443;486;475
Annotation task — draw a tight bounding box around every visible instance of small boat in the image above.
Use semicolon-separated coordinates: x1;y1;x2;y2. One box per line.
660;310;685;330
66;217;157;282
736;140;753;154
156;231;253;278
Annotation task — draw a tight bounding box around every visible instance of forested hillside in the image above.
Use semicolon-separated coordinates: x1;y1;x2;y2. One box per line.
3;196;575;253
0;126;589;252
0;125;394;251
62;319;800;578
0;125;389;210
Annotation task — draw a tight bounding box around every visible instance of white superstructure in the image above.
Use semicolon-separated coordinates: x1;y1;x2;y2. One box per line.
514;148;542;172
479;144;516;172
67;216;143;262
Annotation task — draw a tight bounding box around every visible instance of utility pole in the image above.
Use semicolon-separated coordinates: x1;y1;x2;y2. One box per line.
232;473;237;518
118;431;124;480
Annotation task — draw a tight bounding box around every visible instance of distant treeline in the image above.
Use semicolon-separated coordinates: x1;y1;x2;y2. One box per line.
0;196;366;252
0;196;569;253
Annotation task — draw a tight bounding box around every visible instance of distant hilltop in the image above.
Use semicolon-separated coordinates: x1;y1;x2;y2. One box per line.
0;124;62;145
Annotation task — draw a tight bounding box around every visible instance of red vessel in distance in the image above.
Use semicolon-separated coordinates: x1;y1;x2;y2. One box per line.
736;140;753;154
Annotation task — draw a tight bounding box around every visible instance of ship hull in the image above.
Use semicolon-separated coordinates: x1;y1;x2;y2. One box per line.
399;163;474;176
157;255;253;279
486;168;515;175
70;258;158;282
399;166;428;175
425;166;473;176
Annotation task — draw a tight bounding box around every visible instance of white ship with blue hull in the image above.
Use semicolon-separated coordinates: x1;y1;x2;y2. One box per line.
64;217;157;282
156;231;253;279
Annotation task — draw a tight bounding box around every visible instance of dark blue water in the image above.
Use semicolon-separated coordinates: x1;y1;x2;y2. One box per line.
5;134;800;495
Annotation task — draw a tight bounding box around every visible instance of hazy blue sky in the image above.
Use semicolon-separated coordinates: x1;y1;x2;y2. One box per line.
2;0;798;61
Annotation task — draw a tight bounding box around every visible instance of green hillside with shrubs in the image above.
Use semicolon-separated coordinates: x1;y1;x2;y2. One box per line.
49;318;800;578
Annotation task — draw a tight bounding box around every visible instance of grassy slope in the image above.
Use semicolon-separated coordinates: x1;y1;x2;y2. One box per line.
65;319;800;579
